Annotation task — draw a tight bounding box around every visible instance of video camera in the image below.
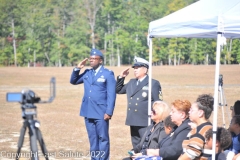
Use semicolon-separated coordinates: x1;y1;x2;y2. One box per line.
6;77;56;118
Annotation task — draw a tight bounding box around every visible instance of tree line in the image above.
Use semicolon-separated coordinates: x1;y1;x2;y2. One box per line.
0;0;240;67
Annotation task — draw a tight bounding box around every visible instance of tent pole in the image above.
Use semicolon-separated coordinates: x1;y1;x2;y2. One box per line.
212;32;222;160
148;37;153;125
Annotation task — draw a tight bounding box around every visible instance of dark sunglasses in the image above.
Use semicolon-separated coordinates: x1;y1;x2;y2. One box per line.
152;109;156;115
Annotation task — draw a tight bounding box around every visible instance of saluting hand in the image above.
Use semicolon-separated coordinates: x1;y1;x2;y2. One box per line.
120;68;130;77
77;58;88;69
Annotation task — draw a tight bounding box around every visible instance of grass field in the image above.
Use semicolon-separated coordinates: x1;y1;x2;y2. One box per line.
0;65;240;160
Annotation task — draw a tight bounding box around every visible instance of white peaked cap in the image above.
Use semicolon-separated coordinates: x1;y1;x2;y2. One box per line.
132;57;149;69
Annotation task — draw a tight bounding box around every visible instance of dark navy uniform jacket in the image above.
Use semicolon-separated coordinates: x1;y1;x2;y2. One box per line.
116;75;161;126
70;66;116;119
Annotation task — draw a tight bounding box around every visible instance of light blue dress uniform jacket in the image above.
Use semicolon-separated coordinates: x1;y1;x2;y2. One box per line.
70;66;116;119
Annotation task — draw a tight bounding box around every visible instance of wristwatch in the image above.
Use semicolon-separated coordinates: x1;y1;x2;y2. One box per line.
74;67;80;71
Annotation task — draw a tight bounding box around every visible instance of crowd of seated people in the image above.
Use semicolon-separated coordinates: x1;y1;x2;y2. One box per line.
123;95;240;160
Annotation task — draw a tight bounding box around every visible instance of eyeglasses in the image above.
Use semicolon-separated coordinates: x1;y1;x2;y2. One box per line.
88;57;101;61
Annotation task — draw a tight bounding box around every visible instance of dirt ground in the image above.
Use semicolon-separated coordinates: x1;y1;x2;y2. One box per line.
0;65;240;160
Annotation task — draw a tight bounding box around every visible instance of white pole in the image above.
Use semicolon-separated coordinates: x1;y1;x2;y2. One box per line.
212;33;222;160
148;37;153;125
212;14;224;159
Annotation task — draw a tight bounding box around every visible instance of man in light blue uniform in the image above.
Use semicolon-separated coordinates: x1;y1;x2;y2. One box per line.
70;49;116;160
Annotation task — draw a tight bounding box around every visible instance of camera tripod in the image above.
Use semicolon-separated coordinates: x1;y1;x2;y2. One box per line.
6;77;56;160
16;104;49;160
218;74;229;128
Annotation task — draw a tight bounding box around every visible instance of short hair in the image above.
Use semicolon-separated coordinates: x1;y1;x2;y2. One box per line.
164;115;176;129
153;101;170;121
171;99;191;117
196;94;214;119
233;100;240;115
231;115;240;125
205;127;232;149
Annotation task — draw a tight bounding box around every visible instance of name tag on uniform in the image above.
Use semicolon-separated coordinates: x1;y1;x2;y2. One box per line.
142;86;148;90
97;77;106;82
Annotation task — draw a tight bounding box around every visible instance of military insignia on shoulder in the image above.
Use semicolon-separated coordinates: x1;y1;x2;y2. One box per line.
159;91;163;100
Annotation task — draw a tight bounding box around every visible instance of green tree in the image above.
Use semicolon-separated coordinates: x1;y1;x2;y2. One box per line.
0;0;27;66
231;39;240;64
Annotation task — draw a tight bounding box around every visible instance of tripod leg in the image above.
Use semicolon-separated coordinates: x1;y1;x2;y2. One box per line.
222;89;231;125
28;120;39;160
36;127;49;160
16;121;27;160
219;86;226;128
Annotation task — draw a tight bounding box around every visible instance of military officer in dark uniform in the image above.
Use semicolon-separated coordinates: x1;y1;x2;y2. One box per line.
70;49;116;160
116;57;162;148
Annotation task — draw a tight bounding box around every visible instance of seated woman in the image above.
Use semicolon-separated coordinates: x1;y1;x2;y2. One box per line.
133;99;191;160
178;94;214;160
124;101;171;160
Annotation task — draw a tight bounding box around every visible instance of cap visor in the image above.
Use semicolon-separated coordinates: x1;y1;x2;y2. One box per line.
132;63;143;68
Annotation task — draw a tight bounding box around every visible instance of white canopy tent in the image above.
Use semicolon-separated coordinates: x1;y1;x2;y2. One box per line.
147;0;240;159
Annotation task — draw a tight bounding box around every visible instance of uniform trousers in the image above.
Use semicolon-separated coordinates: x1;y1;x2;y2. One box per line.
85;118;109;160
130;126;147;148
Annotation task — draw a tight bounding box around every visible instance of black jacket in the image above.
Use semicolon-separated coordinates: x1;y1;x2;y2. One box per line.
134;121;167;153
159;118;191;160
116;75;162;126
